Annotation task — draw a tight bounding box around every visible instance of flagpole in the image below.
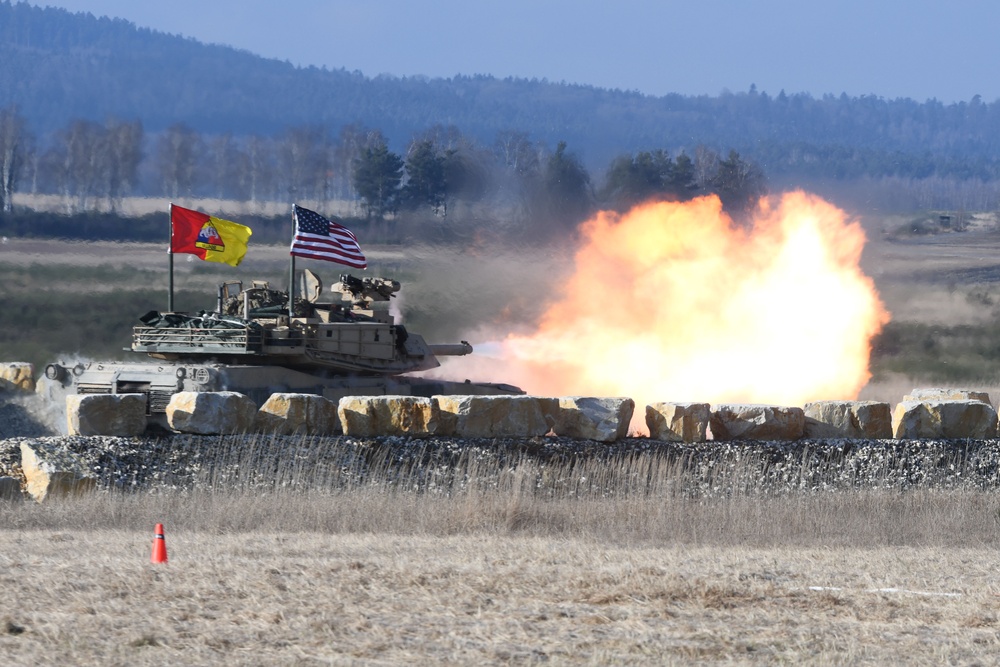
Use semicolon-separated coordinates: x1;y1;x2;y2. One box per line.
168;202;174;312
288;204;295;320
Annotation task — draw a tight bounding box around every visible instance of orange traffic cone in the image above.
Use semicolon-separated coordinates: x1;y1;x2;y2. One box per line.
151;523;168;564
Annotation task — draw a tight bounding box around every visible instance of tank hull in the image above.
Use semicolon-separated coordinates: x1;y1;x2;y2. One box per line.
43;359;522;427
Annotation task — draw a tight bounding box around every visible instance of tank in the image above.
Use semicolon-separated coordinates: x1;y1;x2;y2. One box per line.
42;270;522;424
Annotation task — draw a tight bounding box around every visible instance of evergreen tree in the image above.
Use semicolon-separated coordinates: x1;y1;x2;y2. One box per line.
710;150;767;217
401;139;447;214
540;140;592;232
668;151;696;197
602;149;677;207
352;141;403;219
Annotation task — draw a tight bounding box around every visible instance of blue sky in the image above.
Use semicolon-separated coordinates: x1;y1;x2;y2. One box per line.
28;0;1000;103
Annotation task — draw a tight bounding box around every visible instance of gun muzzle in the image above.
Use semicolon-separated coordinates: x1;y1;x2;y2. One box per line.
428;341;474;356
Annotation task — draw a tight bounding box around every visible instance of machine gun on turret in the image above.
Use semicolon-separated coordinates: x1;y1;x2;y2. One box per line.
336;274;401;308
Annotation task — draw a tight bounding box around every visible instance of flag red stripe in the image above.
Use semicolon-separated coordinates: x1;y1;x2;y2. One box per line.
291;250;367;268
291;244;365;264
292;233;365;258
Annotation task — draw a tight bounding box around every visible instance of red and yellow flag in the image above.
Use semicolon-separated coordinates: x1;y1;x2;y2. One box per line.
170;204;252;267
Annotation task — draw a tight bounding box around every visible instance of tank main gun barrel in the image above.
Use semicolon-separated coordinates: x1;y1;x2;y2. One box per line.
428;341;474;356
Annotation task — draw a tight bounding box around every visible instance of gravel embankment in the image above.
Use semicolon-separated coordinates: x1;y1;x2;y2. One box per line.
4;391;1000;495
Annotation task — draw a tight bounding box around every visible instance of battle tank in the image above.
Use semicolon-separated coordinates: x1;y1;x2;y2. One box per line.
42;270;522;425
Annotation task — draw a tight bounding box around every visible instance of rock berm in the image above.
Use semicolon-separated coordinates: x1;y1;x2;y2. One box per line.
646;402;711;443
256;393;341;435
166;391;257;435
892;399;998;439
338;395;438;437
435;395;555;438
710;404;805;441
803;400;893;439
66;393;147;437
554;396;634;442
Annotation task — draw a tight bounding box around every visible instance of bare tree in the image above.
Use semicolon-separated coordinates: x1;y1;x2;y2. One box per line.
156;123;202;199
692;144;719;190
0;104;30;213
51;119;107;211
277;124;328;204
493;130;540;178
492;130;543;222
239;134;274;205
208;133;233;199
103;118;143;210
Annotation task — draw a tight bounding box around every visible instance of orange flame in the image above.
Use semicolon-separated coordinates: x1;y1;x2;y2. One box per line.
442;191;890;432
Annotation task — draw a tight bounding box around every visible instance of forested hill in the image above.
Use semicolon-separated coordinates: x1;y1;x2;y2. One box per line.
3;0;1000;179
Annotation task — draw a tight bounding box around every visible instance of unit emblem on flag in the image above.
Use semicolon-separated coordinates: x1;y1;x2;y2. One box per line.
195;222;225;252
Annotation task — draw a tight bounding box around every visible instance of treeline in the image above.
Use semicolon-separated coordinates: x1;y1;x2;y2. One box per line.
0;105;767;242
6;0;1000;193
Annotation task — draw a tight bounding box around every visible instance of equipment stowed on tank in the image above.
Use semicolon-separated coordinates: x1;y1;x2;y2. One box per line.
42;270;523;426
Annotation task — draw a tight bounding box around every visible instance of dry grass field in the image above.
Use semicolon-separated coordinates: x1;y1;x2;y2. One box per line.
7;202;1000;663
3;439;1000;664
4;529;1000;665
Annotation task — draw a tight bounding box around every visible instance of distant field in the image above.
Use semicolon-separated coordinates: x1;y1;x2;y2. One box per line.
10;193;363;219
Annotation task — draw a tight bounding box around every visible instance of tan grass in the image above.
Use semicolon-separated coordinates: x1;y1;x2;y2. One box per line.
2;529;1000;665
10;193;362;218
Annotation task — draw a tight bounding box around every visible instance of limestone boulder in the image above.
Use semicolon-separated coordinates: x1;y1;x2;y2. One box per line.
166;391;257;435
803;400;892;439
0;362;35;393
66;393;147;436
553;396;634;442
892;399;998;439
709;404;805;441
646;402;711;442
903;388;992;405
435;395;555;438
338;395;439;437
20;441;97;502
256;393;340;435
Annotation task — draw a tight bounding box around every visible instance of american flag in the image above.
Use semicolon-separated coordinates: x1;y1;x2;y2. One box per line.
290;205;367;269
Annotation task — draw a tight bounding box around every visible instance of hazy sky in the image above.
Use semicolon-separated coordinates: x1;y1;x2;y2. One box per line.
27;0;1000;103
